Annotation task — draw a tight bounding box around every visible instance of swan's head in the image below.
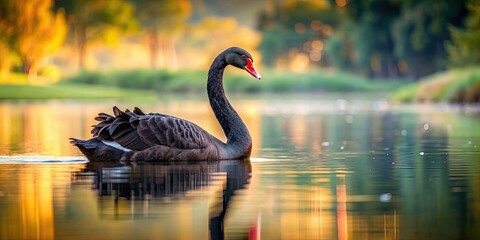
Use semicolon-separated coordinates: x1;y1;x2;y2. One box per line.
225;47;262;80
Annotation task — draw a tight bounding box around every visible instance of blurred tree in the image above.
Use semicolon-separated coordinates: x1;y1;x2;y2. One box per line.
257;0;339;70
55;0;137;69
324;29;354;71
344;0;401;78
0;0;66;80
183;16;261;67
257;0;469;80
447;1;480;67
0;39;11;78
392;0;467;78
132;0;191;70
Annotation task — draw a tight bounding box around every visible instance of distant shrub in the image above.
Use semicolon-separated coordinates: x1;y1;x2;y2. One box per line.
62;69;405;93
445;68;480;103
389;67;480;103
64;71;104;85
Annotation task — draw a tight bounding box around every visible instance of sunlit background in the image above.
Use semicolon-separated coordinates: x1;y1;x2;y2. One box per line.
1;0;480;240
0;0;478;80
1;0;479;102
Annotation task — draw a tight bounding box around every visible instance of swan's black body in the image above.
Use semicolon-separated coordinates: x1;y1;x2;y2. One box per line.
70;47;261;162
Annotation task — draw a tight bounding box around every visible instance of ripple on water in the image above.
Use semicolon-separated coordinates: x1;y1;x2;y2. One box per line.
0;156;87;164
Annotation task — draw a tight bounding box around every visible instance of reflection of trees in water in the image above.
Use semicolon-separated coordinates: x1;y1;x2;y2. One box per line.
82;160;251;239
260;111;479;239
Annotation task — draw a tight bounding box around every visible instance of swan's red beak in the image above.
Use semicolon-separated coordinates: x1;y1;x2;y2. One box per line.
244;57;262;80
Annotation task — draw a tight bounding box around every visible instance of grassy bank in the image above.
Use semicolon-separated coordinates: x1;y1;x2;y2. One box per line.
1;69;406;100
0;83;156;100
62;69;405;93
389;68;480;103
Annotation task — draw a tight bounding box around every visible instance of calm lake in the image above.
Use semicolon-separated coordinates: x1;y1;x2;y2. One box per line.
0;93;479;240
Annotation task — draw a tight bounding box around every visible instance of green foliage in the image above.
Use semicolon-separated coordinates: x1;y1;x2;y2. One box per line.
447;1;480;67
0;83;154;99
388;84;418;102
257;1;338;67
347;0;400;77
389;68;480;103
325;30;354;71
61;69;404;94
258;26;293;66
61;69;205;93
392;0;466;78
444;68;480;102
258;0;468;80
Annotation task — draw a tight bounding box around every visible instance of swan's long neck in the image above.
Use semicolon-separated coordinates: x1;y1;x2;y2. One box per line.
207;56;252;159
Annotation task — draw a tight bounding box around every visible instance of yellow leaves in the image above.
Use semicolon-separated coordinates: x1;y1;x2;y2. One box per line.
190;16;261;51
182;16;262;68
47;8;68;54
1;0;66;78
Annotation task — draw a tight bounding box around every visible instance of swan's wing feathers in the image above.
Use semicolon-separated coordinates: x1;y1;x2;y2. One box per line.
91;107;150;150
113;130;149;150
94;113;114;122
91;112;115;140
90;107;212;151
137;114;211;149
109;118;130;135
133;107;146;115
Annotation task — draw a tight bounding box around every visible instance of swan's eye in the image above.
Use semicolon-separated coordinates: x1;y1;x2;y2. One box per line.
242;55;252;64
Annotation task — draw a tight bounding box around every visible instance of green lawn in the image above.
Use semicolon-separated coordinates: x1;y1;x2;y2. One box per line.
0;69;409;100
61;69;406;93
0;83;156;100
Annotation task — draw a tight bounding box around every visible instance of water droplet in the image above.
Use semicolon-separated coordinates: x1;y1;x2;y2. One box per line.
340;146;344;150
419;152;425;156
468;141;472;145
423;124;429;131
401;129;407;136
379;193;392;202
322;142;330;147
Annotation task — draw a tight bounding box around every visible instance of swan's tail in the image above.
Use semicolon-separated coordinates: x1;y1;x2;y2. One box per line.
69;138;125;162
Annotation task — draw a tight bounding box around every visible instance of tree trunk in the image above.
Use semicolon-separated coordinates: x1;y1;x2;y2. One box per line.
148;27;159;69
23;59;37;83
158;38;178;71
379;56;389;79
166;38;178;70
77;25;87;70
161;38;170;70
0;43;11;80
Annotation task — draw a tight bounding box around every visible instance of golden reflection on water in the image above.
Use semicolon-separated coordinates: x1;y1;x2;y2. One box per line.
0;101;262;157
0;164;84;240
0;102;90;156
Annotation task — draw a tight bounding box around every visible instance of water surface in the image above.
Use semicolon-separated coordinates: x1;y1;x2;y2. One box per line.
0;94;479;239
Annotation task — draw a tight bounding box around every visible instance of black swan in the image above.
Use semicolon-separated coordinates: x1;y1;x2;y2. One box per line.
70;47;261;162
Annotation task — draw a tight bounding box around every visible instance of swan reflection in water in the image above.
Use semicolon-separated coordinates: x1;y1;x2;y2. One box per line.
78;159;252;240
